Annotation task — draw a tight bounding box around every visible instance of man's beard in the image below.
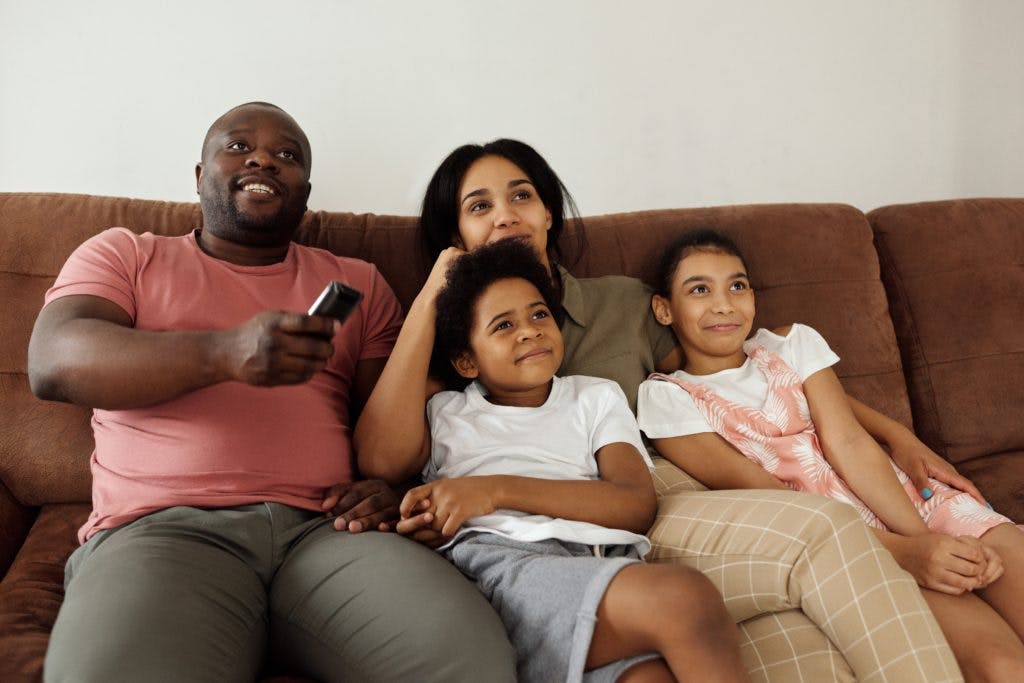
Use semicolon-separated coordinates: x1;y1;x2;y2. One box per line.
201;189;305;248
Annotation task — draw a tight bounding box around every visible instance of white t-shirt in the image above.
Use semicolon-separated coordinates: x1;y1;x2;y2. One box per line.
638;324;839;439
426;374;652;555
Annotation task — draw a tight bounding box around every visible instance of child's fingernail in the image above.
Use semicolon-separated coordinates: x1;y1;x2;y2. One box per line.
920;487;933;500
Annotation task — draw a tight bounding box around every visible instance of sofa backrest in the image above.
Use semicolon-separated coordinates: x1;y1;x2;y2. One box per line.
0;192;909;507
870;198;1024;517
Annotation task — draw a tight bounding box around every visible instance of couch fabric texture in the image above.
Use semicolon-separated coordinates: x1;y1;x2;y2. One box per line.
0;192;1021;681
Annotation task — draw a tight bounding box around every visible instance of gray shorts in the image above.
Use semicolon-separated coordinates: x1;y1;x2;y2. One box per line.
444;532;660;683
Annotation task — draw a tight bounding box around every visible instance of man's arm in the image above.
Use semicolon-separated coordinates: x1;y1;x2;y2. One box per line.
28;294;336;409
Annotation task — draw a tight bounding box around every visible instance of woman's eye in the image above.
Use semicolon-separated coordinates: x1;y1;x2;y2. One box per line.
469;201;490;213
512;190;531;201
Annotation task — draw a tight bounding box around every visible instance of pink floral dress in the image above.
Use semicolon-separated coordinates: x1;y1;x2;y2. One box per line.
649;344;1015;538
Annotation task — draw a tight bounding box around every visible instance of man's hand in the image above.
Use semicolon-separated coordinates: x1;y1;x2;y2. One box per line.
321;479;400;532
400;478;497;538
888;436;988;506
893;533;993;595
221;311;337;387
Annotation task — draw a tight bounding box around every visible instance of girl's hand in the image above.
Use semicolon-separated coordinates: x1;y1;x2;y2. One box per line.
401;477;498;538
895;533;989;595
887;435;988;506
975;539;1005;587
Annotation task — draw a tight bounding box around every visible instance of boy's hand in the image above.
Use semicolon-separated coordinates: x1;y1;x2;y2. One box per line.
321;479;400;532
395;500;445;548
896;533;989;594
401;477;498;538
888;437;988;506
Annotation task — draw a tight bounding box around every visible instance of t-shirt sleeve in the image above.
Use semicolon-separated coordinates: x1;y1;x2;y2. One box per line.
637;377;714;439
756;324;839;381
588;381;653;468
357;265;404;361
44;227;141;320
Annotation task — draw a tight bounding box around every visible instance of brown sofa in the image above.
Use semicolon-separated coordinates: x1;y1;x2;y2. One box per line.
1;192;1021;681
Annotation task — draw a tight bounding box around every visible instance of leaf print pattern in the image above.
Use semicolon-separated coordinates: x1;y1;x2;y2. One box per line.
648;338;1018;538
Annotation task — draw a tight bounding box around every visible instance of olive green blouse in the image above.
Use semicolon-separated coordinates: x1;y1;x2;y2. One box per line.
557;266;678;413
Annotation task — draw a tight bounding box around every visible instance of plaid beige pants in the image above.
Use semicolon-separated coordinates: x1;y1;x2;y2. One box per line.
649;457;962;682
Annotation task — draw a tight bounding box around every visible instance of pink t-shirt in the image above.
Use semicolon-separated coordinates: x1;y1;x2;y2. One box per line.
45;228;403;542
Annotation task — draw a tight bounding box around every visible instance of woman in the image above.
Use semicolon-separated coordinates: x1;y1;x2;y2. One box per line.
355;139;963;682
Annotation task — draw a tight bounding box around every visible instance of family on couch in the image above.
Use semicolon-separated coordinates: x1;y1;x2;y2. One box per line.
26;102;1023;682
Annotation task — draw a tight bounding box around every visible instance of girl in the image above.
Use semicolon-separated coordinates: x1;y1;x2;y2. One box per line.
638;228;1024;681
400;238;748;683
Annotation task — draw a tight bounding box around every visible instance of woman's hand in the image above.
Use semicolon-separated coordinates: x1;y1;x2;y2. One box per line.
421;246;467;301
887;433;988;506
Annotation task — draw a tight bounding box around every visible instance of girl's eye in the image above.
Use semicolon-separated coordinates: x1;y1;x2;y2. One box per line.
730;281;748;291
532;309;550;320
469;201;491;213
690;284;709;295
493;320;512;331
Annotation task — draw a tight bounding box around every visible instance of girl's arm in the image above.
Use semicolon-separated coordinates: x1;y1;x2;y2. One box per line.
804;367;929;536
652;432;789;491
847;395;987;505
353;249;462;484
400;441;657;537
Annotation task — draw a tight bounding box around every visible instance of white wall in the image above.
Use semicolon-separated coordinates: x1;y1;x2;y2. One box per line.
2;0;1022;216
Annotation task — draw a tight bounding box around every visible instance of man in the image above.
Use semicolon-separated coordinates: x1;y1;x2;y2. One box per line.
29;102;515;682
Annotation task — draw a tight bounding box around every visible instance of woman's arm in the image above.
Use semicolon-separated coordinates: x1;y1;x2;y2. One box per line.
400;441;657;537
354;249;463;484
847;395;987;504
652;432;788;491
804;368;929;536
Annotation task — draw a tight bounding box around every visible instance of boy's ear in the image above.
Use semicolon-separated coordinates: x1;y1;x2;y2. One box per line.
452;352;479;379
651;295;673;326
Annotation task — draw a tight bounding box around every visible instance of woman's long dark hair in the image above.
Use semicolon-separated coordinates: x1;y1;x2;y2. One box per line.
419;139;585;267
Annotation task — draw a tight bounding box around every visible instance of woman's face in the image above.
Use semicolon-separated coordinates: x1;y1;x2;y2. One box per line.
456;155;552;269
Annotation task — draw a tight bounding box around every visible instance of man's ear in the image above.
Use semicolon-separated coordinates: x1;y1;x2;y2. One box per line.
195;163;203;194
452;352;479;379
651;295;673;326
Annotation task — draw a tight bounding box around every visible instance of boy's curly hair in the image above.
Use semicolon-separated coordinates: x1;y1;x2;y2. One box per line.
433;239;561;390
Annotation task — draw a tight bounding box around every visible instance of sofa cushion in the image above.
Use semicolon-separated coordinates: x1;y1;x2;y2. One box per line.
869;198;1024;520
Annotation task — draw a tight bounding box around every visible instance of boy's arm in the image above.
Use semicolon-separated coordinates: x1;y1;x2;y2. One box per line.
804;367;929;536
651;432;789;491
400;441;657;538
355;250;461;483
847;395;987;504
